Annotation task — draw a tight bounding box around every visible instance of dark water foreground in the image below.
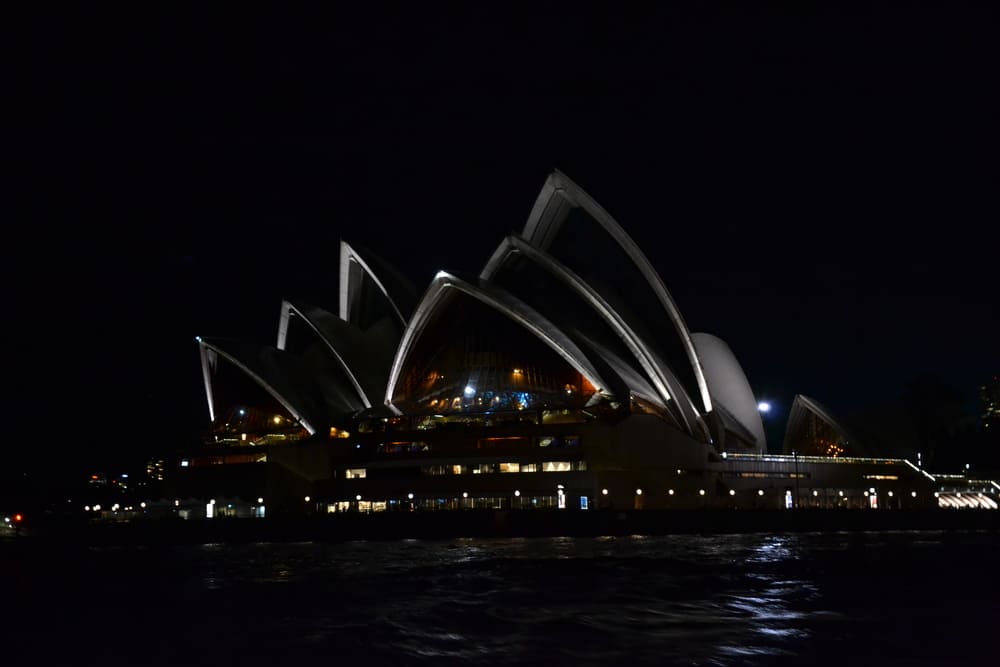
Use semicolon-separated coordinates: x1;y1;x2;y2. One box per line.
3;529;997;666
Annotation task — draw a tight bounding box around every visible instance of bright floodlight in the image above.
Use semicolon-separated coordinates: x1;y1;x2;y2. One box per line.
757;401;771;413
464;385;476;396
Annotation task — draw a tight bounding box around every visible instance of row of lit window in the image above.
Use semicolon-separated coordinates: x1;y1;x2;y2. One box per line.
376;436;581;455
357;410;593;433
422;461;586;475
731;472;809;479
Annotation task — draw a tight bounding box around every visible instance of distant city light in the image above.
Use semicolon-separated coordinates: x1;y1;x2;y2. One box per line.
757;402;771;413
635;488;643;495
601;488;608;495
464;385;476;397
514;490;521;497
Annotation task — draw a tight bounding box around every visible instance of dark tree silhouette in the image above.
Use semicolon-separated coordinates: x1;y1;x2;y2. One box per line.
902;374;972;470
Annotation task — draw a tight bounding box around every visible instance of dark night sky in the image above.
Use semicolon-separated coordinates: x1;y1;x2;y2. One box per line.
10;4;998;479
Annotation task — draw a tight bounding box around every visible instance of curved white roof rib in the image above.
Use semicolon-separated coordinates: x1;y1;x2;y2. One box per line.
571;334;668;412
199;342;218;423
384;271;613;414
481;234;703;437
338;240;407;328
197;338;324;435
277;299;395;409
691;332;766;452
521;170;714;415
782;394;859;455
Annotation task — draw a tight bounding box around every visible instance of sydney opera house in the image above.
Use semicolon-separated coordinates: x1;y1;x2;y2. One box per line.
184;171;994;518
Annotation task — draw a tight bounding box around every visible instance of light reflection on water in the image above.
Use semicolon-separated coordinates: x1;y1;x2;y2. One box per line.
6;530;999;666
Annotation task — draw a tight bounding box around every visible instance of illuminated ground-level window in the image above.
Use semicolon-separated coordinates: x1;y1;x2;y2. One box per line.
344;468;367;479
421;461;586;475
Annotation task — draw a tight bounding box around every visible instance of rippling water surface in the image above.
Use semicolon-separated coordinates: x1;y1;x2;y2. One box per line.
7;530;998;665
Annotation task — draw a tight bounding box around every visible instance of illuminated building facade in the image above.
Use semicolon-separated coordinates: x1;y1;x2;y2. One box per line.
185;171;985;514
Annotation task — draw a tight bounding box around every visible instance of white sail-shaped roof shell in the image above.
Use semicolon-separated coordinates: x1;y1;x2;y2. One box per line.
481;234;704;439
277;300;398;409
384;271;613;414
338;240;409;329
782;394;860;455
520;170;714;416
197;338;330;435
691;332;766;452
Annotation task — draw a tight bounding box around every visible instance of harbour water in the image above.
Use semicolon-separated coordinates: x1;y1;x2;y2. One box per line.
5;530;997;665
